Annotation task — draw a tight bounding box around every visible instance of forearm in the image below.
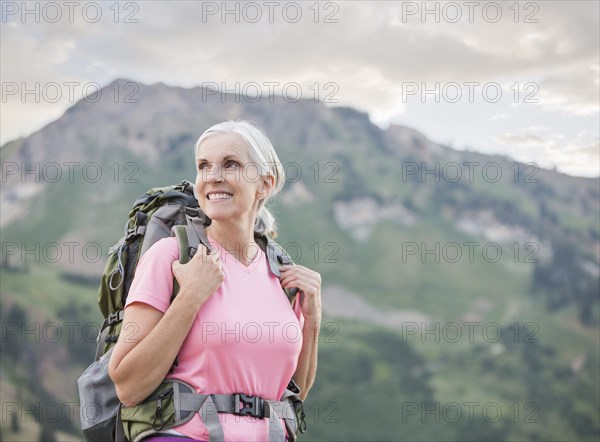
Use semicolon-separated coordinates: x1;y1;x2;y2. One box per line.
110;289;204;405
293;316;321;401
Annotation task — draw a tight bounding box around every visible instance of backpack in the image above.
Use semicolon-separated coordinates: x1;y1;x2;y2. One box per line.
77;180;306;442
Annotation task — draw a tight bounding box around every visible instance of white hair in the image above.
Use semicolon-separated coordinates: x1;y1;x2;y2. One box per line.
194;120;286;238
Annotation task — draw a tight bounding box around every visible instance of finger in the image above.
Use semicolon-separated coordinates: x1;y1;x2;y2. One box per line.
280;266;305;277
283;276;318;293
282;266;316;281
192;245;219;264
279;273;299;285
197;242;211;255
280;276;294;288
282;277;307;291
280;270;315;286
281;264;302;271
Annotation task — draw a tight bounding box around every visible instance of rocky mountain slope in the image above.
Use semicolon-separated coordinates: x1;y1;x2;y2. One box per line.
1;79;598;441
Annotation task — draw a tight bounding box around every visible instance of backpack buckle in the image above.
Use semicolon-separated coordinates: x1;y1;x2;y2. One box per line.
233;393;264;418
125;225;146;241
107;310;124;325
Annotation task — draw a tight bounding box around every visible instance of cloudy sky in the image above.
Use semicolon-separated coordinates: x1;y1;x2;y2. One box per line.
1;0;599;177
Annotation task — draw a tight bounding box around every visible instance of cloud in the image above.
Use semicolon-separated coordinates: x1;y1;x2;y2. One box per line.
1;0;598;176
489;113;508;122
537;64;600;115
493;128;599;176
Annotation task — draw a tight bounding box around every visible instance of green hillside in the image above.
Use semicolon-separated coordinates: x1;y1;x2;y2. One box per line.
1;79;598;441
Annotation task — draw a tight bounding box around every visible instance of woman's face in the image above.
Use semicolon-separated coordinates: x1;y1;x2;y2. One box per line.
195;132;270;226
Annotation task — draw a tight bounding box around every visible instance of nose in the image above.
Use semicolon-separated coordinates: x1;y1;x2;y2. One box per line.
202;163;224;183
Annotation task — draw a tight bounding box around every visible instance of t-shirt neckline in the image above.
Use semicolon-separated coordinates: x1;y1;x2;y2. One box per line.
206;235;263;273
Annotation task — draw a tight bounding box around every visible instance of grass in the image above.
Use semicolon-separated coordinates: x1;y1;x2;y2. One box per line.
2;138;598;441
1;265;98;318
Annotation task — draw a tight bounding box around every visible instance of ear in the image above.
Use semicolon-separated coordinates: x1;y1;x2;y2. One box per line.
258;175;275;200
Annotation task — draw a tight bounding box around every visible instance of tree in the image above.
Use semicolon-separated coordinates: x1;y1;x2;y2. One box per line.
10;413;19;433
39;424;57;442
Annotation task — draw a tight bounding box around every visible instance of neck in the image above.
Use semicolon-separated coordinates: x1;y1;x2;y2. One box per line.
206;220;258;265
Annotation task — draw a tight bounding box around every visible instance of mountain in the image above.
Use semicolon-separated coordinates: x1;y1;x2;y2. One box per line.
1;79;598;442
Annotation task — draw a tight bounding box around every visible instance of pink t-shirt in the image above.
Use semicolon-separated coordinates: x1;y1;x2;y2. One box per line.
125;236;304;441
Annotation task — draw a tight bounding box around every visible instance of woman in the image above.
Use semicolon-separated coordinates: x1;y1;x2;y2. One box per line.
109;120;322;441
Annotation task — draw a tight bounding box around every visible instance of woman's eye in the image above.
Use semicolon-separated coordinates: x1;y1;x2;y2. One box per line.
198;161;239;171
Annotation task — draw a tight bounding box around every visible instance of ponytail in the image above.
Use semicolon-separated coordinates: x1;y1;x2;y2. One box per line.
255;205;278;239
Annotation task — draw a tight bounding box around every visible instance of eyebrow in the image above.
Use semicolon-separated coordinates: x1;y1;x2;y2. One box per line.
196;154;242;163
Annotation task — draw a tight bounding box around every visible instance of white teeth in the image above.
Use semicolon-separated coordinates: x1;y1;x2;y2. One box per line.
208;193;232;200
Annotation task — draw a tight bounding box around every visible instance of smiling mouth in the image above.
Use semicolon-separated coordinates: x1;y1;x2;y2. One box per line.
207;192;233;201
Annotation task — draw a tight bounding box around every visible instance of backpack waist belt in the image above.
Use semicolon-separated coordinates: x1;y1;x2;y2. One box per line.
123;379;303;442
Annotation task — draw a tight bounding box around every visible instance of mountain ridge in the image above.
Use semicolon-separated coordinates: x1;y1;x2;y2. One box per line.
2;78;598;182
1;77;598;442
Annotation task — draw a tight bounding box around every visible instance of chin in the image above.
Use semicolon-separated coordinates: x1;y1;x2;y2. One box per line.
203;208;232;221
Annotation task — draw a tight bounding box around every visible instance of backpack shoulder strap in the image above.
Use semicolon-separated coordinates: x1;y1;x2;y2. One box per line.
172;225;191;265
172;224;298;304
171;212;214;300
170;225;187;302
184;211;213;258
172;212;213;265
256;234;299;305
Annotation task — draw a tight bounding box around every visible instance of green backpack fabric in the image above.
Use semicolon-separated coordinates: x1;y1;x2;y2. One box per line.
97;181;208;356
77;180;305;442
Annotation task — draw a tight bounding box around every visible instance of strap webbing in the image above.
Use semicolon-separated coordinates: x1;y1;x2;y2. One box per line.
176;391;293;441
171;226;188;302
185;213;213;256
199;396;226;442
115;405;126;442
266;402;286;442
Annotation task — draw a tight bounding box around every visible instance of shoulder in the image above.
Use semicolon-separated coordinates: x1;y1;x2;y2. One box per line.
141;236;180;262
126;237;179;312
132;236;180;281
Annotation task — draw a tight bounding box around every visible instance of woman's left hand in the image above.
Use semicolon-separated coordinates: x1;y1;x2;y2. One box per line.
280;264;322;321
